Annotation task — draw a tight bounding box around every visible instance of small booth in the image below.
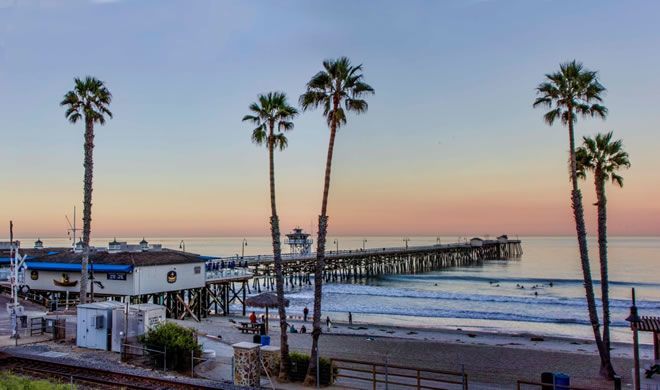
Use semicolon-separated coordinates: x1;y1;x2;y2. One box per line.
470;237;484;247
76;301;124;350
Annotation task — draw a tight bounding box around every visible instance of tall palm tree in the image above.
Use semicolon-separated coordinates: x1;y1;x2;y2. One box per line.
533;61;615;378
299;57;374;385
576;131;630;364
242;91;298;381
60;76;112;305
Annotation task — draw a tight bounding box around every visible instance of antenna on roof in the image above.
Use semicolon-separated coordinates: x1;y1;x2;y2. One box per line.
65;206;81;249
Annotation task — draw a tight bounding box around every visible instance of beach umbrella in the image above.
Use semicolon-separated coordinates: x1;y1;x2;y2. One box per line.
245;292;289;334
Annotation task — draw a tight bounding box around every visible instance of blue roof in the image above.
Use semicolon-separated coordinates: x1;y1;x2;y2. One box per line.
24;262;133;273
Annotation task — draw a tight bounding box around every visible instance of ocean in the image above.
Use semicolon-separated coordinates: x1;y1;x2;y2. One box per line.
22;235;660;345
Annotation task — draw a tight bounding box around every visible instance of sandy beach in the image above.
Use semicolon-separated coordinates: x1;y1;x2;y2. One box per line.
176;314;650;389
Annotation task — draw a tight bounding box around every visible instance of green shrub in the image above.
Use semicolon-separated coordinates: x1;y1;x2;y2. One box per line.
288;351;336;385
139;322;202;372
0;372;71;389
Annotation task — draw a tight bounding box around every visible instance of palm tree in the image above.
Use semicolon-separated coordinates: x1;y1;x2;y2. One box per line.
242;91;298;381
576;132;630;364
533;61;615;378
299;57;374;385
60;76;112;305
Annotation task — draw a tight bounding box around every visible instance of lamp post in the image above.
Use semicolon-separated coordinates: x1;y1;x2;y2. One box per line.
626;287;642;390
179;240;186;252
241;239;248;258
333;239;339;254
362;239;367;251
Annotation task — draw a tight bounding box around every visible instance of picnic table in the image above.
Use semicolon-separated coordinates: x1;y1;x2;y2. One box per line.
237;322;261;334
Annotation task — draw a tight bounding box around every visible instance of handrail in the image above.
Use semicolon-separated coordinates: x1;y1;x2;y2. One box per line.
203;239;520;264
332;357;467;390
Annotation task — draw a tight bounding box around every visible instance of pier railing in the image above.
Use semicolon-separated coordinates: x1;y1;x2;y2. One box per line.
205;239;521;264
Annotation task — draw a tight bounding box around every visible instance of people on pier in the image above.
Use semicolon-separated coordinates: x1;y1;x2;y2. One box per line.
249;311;257;323
303;306;309;322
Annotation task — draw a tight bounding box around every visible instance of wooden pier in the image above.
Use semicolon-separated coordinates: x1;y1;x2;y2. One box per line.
2;238;521;321
216;238;523;293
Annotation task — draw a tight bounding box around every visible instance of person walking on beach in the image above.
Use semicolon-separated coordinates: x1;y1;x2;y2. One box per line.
326;316;332;333
249;311;257;324
303;306;309;322
348;311;353;325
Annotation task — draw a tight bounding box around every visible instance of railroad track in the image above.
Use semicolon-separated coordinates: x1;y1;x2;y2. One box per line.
0;352;224;389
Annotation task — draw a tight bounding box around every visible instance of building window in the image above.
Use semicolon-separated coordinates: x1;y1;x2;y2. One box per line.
194;266;201;274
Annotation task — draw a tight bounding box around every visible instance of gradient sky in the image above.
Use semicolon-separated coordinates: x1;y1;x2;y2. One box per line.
1;0;659;238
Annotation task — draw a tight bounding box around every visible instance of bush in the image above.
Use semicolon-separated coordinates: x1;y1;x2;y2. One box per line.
139;322;202;372
0;372;71;389
288;351;336;386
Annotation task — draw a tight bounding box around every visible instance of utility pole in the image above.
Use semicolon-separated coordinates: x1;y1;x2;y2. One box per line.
8;221;24;342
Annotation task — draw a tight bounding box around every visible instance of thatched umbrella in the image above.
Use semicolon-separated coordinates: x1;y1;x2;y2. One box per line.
245;292;289;334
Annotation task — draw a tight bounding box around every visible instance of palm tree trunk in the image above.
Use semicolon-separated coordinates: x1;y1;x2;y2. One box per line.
304;99;339;386
80;118;95;304
567;111;613;378
267;128;290;381
595;170;615;377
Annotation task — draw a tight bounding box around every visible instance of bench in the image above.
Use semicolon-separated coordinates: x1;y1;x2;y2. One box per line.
237;323;261;334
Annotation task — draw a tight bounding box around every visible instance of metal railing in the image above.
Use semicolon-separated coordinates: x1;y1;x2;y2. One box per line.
205;268;252;280
332;357;468;390
205;240;514;265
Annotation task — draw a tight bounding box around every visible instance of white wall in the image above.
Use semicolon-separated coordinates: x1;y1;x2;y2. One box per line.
26;269;134;296
25;261;205;296
133;263;205;295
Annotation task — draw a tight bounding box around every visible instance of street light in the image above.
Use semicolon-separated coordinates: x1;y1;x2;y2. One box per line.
179;240;186;252
626;287;642;390
241;239;248;258
362;239;367;251
333;239;339;253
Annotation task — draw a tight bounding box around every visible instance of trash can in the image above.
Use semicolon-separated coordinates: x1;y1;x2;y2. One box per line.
260;335;271;346
252;334;262;344
554;373;570;390
540;372;554;390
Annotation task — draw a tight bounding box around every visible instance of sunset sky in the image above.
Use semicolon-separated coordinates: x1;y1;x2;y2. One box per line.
1;0;659;238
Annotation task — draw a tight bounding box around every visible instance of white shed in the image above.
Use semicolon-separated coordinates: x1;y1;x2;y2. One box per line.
111;303;166;352
470;237;484;247
76;301;124;350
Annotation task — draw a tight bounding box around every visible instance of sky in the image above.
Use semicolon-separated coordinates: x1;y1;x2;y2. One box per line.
1;0;659;238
